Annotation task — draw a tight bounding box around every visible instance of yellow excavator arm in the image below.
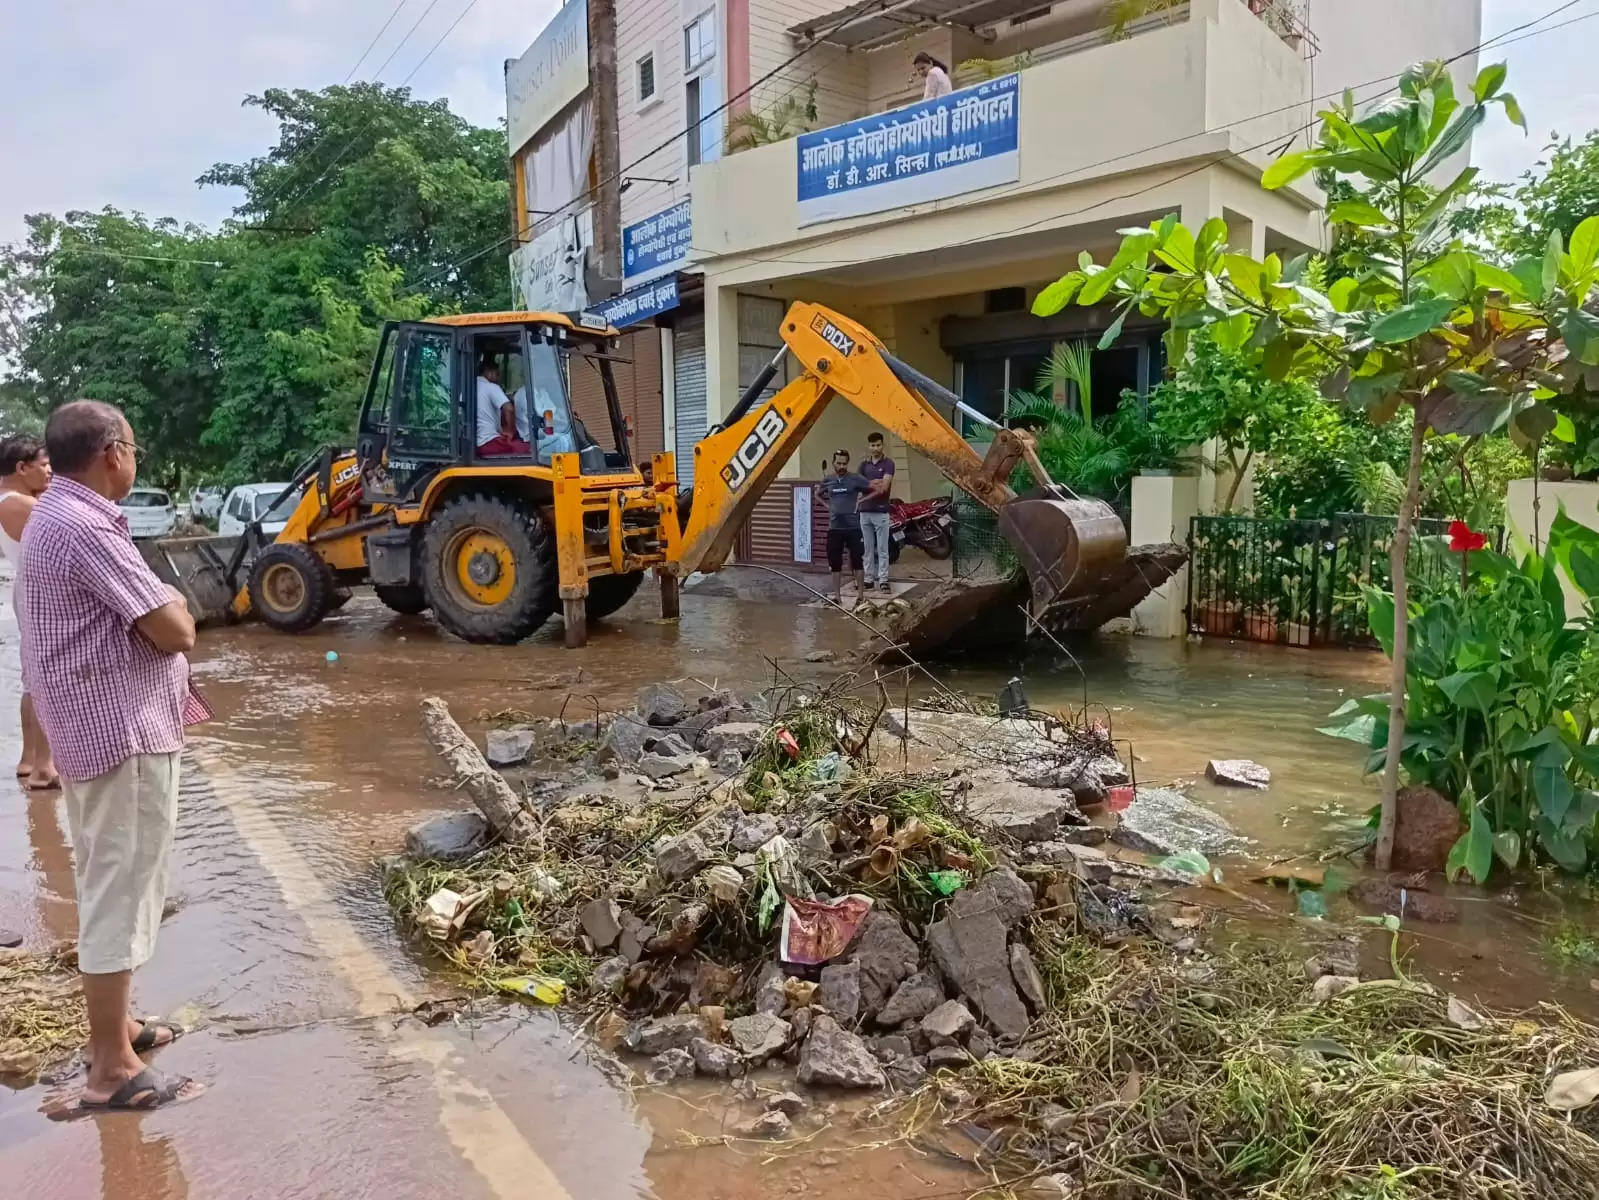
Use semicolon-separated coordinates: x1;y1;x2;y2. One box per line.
669;301;1126;614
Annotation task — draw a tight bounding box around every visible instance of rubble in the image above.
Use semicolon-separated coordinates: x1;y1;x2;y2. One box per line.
797;1015;886;1088
729;1013;791;1061
927;890;1031;1040
733;1109;791;1138
921;999;975;1046
876;971;944;1027
485;727;537;767
626;1013;708;1055
1205;759;1270;789
1111;786;1240;857
817;961;861;1022
654;833;711;882
690;1037;745;1077
1009;943;1047;1013
405;812;490;862
637;683;690;727
580;898;622;950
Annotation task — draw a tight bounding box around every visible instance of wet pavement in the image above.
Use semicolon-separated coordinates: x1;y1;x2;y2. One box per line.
2;582;1597;1198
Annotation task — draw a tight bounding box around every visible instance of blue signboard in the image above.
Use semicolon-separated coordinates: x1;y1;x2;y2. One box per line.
796;74;1020;226
622;199;692;286
593;276;680;329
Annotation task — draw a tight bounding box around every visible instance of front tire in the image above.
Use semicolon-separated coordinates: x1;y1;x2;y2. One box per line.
420;493;556;644
586;571;644;620
374;584;428;615
249;543;335;633
916;524;954;560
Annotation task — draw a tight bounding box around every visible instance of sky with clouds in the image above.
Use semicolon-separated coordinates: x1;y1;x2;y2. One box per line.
0;0;1592;246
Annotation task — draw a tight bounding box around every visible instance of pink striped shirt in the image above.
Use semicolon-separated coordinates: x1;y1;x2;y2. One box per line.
17;477;210;782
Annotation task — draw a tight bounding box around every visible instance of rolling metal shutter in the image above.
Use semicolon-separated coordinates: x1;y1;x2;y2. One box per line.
673;318;707;486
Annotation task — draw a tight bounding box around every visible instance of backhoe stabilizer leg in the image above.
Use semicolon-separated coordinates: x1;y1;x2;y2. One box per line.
562;598;587;648
658;569;680;620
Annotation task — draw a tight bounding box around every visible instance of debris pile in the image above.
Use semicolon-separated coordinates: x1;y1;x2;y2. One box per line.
383;678;1599;1192
0;944;85;1081
385;679;1175;1102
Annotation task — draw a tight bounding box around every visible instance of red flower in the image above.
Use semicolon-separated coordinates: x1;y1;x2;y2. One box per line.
1448;521;1488;552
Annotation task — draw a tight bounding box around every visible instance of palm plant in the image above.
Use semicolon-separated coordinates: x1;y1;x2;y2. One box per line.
1102;0;1185;41
725;81;819;153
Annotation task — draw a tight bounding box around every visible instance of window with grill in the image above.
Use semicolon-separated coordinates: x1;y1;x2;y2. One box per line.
636;52;655;103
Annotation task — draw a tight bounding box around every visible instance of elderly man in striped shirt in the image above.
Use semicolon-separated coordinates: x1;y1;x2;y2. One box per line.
19;400;209;1111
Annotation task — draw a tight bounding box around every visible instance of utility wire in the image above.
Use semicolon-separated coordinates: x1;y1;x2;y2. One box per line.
343;0;413;84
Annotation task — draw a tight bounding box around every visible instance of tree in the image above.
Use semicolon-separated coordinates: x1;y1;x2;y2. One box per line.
1033;61;1599;869
1456;129;1599;263
2;83;510;482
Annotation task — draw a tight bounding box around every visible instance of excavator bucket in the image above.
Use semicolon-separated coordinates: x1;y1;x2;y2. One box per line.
140;535;248;627
996;488;1128;614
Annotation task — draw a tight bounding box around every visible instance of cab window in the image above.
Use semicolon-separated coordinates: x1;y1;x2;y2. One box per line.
395;330;454;456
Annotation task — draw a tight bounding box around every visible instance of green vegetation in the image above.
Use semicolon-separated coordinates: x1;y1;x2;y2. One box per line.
1548;924;1599;968
0;83;511;485
1033;60;1599;871
1323;513;1599;879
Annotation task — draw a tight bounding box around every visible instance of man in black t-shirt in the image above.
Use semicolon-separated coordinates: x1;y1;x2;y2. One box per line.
815;450;870;605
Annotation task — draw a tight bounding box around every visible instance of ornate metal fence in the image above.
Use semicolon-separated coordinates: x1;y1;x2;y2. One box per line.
1186;513;1485;649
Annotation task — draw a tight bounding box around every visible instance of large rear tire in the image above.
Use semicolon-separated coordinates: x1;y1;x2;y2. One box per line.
374;584;428;615
917;525;954;560
586;571;644;620
420;493;556;644
249;543;336;633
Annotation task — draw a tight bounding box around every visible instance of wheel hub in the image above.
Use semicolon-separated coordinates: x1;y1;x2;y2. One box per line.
467;551;501;587
449;528;516;607
261;562;306;613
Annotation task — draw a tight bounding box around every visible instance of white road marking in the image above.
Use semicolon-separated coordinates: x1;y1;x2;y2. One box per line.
188;747;573;1200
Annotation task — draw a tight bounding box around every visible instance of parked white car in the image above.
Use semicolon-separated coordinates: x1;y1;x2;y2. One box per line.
219;483;300;538
190;487;225;521
118;488;178;539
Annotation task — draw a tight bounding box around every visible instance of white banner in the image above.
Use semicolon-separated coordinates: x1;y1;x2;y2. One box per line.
506;0;589;153
510;207;593;312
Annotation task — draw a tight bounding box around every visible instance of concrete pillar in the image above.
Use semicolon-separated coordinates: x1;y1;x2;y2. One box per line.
1130;471;1200;637
1506;477;1599;622
704;280;740;425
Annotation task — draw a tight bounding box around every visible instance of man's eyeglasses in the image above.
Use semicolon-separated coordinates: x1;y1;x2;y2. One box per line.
110;438;142;458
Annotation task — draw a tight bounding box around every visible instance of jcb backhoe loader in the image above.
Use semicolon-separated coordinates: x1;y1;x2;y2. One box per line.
151;301;1136;649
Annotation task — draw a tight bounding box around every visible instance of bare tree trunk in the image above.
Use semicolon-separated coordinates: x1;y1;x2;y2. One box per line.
420;697;540;846
1223;448;1256;513
1375;415;1427;870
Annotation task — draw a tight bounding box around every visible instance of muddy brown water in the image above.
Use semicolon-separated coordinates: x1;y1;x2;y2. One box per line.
1;582;1596;1199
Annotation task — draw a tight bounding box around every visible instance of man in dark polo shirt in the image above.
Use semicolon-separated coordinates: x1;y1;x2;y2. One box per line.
815;450;870;605
858;431;895;595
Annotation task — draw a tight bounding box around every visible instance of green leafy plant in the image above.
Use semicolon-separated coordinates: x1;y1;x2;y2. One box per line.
1322;512;1599;880
955;52;1033;84
1032;60;1599;870
725;80;818;153
1102;0;1184;40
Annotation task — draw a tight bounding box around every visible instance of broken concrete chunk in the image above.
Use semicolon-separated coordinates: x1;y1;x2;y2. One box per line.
648;1048;696;1082
637;683;690;727
755;962;788;1016
1311;974;1361;1004
876;971;945;1028
927;890;1030;1041
886;1056;928;1089
654;832;711;882
638;752;696;780
628;1013;709;1055
817;961;862;1023
690;1037;745;1078
1111;786;1240;857
797;1014;887;1089
853;911;920;1017
650;732;695;757
701;722;765;758
967;1028;993;1060
763;1090;809;1115
1206;759;1270;790
646;903;709;956
803;649;835;663
731;813;781;854
1093;755;1131;787
789;1006;813;1041
729;1013;792;1061
733;1109;791;1138
715;748;745;774
920;999;975;1046
596;717;652;765
617;914;654;964
484;727;536;767
404;812;490;862
871;1034;914;1062
975;866;1035;929
579;898;622;950
590;955;629;996
1010;942;1047;1013
925;1045;970;1070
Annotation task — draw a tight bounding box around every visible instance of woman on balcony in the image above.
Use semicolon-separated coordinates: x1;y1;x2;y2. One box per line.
914;52;952;101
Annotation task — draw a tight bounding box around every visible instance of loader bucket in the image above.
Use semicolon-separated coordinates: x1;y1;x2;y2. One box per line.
996;489;1128;615
141;535;248;627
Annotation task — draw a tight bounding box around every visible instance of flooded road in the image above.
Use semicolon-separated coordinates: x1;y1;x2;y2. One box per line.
1;583;1595;1198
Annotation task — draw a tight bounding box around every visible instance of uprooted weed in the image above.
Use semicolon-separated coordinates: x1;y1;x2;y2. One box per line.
0;947;85;1079
953;927;1599;1199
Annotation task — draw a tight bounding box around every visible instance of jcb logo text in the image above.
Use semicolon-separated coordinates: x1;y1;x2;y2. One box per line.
721;407;788;491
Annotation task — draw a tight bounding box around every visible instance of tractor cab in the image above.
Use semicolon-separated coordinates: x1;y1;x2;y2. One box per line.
355;311;635;505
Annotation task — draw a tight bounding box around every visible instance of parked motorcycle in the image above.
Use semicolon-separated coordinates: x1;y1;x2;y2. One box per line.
888;496;955;562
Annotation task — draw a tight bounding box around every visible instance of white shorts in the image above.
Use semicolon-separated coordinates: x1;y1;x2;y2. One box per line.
62;752;180;974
